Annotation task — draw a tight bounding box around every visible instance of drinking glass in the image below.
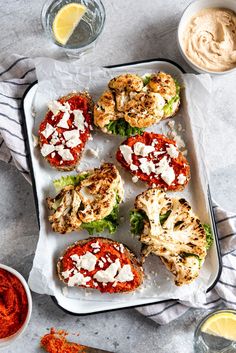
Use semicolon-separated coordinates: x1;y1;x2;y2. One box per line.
194;309;236;353
41;0;106;57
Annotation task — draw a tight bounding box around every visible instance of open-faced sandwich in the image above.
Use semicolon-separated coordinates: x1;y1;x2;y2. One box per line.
38;92;93;171
116;132;190;191
57;237;144;293
94;72;181;136
130;188;213;286
46;163;124;235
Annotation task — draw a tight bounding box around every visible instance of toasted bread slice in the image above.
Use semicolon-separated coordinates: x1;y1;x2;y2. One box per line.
117;132;190;191
57;237;143;293
39;92;93;171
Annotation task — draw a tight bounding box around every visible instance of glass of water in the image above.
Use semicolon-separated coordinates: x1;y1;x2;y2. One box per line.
41;0;106;57
194;309;236;353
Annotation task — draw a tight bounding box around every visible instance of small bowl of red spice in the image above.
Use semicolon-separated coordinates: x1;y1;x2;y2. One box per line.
0;264;32;348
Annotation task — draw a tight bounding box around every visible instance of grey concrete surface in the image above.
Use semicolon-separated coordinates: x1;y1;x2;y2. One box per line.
0;0;235;352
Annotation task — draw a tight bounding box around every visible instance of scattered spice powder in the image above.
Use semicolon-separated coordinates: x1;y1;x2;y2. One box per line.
0;268;28;339
41;328;86;353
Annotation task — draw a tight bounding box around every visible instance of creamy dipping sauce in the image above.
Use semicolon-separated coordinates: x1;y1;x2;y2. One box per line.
182;8;236;72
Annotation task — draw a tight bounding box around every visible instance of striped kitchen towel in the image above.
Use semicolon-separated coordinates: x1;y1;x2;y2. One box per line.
0;54;35;182
0;54;235;324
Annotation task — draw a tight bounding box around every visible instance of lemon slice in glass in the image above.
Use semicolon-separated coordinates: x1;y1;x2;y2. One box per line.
201;312;236;341
52;3;87;45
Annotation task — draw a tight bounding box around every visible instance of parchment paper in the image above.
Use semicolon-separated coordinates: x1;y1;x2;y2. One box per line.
28;57;216;307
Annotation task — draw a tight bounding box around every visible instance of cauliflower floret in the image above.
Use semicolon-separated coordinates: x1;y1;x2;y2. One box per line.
124;91;165;128
108;74;144;92
147;72;177;101
94;90;119;128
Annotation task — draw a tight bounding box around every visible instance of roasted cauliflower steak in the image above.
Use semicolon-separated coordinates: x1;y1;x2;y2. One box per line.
47;163;124;234
134;188;207;286
94;72;180;134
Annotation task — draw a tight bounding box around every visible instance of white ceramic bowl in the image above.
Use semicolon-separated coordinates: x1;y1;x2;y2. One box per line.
178;0;236;75
0;264;32;349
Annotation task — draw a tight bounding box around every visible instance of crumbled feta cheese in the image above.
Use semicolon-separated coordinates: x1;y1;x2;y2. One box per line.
71;251;97;271
130;164;138;171
98;261;104;268
50;130;60;145
167;120;175;129
94;259;120;283
91;241;100;249
177;123;182;131
58;148;74;161
115;265;134;282
132;176;139;183
153;151;165;157
63;129;81;148
41;144;55;157
61;268;74;279
67;272;91;287
54;144;64;151
73;110;85;131
177;173;186;184
62;102;71;112
57;110;70;129
66;137;81;148
166;144;179;159
175;135;186;149
41;123;55;139
119;244;124;253
51;152;56;158
151;139;158;147
155;156;175;185
139;158;156;175
119;145;133;164
48;100;64;116
133;142;155;157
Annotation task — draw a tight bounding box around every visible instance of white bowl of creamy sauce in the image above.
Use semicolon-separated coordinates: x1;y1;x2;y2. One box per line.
178;0;236;74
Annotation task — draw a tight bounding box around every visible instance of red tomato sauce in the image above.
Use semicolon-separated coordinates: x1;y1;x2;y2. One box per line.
39;94;92;168
116;132;190;190
60;239;141;293
41;328;85;353
0;269;28;339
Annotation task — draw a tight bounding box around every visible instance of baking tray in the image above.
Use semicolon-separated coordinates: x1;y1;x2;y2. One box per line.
22;58;222;315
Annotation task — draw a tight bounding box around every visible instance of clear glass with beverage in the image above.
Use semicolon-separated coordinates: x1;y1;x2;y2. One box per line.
194;309;236;353
41;0;105;56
